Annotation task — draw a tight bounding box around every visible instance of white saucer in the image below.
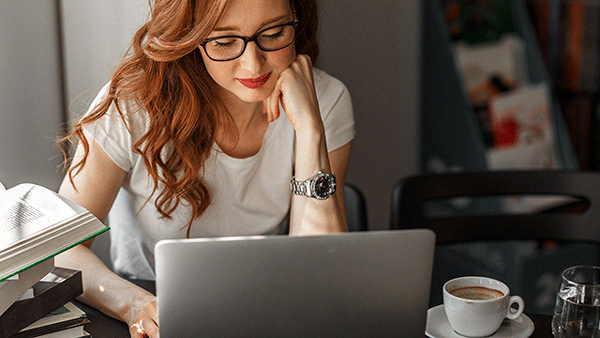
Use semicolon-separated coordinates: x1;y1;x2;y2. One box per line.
425;305;535;338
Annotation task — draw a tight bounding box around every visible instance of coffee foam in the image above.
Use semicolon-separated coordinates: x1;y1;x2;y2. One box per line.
450;286;504;300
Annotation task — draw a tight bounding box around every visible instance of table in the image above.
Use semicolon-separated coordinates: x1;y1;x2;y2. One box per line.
75;279;155;337
75;279;553;337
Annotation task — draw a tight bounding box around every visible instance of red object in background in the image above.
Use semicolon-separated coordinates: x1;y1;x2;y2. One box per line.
493;116;519;147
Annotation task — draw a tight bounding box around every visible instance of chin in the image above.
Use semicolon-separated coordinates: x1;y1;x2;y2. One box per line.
233;83;275;103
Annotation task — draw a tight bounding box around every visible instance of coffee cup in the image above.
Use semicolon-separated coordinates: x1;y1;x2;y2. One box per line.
443;276;524;337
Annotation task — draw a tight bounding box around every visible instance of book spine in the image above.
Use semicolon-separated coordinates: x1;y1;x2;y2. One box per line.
528;0;550;63
10;318;90;338
580;4;600;93
561;0;585;92
0;270;82;338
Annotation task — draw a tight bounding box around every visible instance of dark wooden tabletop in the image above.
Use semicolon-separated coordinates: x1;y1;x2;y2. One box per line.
75;279;154;337
75;279;552;338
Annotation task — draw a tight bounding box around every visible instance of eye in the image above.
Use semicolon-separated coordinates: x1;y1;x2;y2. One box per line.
210;37;238;49
260;27;285;40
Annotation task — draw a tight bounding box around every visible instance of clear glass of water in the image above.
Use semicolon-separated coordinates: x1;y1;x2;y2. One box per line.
552;266;600;338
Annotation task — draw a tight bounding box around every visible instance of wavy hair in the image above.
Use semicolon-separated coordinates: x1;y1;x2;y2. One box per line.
61;0;319;237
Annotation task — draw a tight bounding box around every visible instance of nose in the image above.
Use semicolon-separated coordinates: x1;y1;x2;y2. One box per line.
238;41;265;73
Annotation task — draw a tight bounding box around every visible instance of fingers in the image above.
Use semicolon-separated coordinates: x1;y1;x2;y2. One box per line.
294;54;312;68
142;317;160;338
262;54;317;126
130;318;159;338
290;55;316;96
130;322;146;338
292;54;313;78
128;298;159;338
263;87;281;123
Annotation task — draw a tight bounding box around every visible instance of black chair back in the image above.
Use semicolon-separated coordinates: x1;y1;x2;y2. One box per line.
344;183;368;232
391;170;600;244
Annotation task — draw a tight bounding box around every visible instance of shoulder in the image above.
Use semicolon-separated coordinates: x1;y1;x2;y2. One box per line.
311;68;355;151
80;82;149;172
84;82;149;138
312;68;349;100
312;68;353;118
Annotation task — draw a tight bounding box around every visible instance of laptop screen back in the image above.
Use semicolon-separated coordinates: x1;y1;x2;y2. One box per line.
155;229;435;337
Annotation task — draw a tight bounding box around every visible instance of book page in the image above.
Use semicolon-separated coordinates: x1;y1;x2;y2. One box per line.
0;184;79;248
20;301;86;330
453;35;528;105
488;82;555;154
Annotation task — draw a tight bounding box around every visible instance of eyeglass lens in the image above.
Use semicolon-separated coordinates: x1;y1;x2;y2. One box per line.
204;23;296;61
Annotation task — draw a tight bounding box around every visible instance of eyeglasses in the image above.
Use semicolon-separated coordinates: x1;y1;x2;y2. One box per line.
200;20;299;62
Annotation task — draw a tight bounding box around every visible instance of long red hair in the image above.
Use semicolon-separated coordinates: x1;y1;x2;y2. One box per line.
61;0;319;237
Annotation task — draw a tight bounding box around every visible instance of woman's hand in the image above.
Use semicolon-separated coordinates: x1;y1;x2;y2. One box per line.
126;296;159;338
262;54;322;131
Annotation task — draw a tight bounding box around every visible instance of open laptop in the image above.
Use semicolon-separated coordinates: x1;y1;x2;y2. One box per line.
155;229;435;338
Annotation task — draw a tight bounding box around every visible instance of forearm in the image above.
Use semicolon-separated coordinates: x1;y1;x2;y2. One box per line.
289;123;346;235
54;244;154;325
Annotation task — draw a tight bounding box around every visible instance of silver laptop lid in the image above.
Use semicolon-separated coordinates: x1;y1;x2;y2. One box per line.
155;229;435;338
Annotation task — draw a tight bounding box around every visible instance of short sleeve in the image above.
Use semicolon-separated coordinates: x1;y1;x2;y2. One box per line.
314;69;356;152
81;83;145;171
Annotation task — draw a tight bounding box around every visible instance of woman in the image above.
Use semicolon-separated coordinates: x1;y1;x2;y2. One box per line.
56;0;354;336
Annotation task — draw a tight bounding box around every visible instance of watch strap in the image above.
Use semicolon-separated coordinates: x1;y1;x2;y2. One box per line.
290;171;336;200
290;177;311;197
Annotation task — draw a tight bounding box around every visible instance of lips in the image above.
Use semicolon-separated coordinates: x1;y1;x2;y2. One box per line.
237;72;271;89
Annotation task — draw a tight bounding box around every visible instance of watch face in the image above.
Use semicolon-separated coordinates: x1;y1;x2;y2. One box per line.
314;175;331;198
311;172;336;199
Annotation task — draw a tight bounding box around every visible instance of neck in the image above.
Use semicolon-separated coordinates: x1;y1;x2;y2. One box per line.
215;87;268;155
218;87;264;131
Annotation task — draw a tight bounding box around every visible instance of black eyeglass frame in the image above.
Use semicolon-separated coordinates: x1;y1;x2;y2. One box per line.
200;20;300;62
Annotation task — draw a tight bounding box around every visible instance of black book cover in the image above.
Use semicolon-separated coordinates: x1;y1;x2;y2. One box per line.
10;317;90;338
0;268;83;338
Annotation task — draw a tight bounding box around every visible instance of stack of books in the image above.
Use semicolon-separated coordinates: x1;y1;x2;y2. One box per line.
0;265;88;338
0;182;109;337
11;301;90;338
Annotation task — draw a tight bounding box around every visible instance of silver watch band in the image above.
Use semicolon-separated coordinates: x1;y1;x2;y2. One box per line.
290;177;312;197
290;171;336;200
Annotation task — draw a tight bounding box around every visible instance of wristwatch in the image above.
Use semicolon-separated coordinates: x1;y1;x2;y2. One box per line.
291;171;337;200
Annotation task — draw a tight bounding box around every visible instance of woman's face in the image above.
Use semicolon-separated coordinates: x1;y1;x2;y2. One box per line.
200;0;297;105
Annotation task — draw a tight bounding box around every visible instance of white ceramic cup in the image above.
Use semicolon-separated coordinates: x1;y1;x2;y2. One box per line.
443;276;524;337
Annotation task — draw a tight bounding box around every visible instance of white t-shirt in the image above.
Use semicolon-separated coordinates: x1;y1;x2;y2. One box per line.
83;68;355;279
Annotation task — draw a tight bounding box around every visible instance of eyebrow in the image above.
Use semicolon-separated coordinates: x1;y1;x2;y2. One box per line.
212;14;291;33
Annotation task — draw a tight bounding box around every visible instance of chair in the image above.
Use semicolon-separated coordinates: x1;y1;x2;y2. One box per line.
344;183;369;232
390;170;600;312
391;170;600;242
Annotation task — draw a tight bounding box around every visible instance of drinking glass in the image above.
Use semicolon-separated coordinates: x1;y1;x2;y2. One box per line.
552;265;600;338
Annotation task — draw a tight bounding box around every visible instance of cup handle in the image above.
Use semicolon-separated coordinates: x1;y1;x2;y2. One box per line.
505;295;524;320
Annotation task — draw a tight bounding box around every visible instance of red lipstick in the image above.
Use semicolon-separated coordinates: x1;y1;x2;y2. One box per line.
237;72;271;89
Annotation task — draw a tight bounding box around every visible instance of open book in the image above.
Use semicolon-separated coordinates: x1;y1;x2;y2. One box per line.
0;183;108;282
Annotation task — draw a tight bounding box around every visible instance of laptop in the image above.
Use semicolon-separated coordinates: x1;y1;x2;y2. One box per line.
155;229;436;338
